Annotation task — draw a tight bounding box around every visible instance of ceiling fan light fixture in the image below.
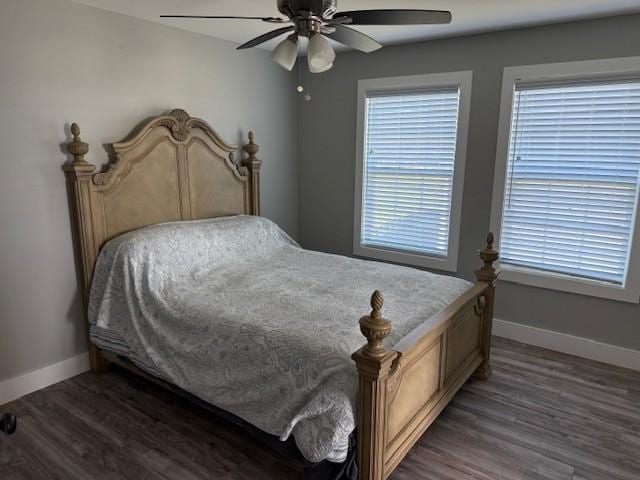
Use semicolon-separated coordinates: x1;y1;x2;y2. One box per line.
162;3;454;75
307;33;335;73
309;61;333;74
271;34;299;71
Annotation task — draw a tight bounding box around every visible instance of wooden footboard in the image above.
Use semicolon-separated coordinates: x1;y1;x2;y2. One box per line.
352;234;499;480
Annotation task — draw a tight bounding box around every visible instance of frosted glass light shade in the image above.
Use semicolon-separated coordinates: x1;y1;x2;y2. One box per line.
271;35;298;71
307;33;335;73
309;61;333;74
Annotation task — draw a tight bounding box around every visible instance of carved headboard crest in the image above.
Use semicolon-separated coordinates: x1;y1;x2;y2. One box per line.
160;108;193;142
90;109;251;192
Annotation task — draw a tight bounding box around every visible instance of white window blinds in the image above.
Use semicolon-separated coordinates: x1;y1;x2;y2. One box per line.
361;89;461;257
501;79;640;285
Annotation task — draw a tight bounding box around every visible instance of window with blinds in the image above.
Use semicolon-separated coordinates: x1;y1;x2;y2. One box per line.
500;79;640;285
360;88;461;258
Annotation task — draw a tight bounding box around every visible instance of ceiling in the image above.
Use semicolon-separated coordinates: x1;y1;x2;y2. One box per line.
72;0;640;52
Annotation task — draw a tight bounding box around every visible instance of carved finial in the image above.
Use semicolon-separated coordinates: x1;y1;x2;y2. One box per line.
486;232;494;250
240;130;262;216
370;290;383;318
359;290;392;357
475;232;500;284
243;131;259;160
67;122;89;165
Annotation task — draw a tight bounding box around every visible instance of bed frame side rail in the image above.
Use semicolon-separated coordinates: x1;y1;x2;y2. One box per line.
352;234;499;480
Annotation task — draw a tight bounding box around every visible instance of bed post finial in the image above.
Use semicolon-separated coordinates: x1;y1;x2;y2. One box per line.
486;231;494;249
352;290;397;480
243;131;259;160
359;290;392;357
370;290;384;315
474;232;500;381
476;232;499;285
242;131;262;216
67;123;90;166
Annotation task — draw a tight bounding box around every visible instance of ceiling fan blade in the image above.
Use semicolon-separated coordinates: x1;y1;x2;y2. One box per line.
237;26;295;50
326;24;381;53
160;15;285;23
333;9;452;25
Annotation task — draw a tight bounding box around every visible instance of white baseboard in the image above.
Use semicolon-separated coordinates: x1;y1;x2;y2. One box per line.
494;318;640;371
0;352;90;406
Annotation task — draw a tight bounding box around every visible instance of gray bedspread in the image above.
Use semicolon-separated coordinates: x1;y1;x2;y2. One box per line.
89;215;471;463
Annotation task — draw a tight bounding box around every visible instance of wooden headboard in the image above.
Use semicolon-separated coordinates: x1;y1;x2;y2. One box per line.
64;109;261;370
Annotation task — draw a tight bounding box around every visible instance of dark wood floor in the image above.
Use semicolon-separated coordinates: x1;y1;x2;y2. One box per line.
1;337;639;480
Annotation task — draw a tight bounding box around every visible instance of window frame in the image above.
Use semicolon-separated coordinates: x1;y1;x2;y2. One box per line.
490;57;640;303
353;71;473;272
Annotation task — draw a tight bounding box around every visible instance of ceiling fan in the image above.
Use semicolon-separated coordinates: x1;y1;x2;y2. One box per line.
161;0;451;73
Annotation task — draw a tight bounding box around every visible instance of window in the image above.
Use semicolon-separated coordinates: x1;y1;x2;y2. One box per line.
354;72;472;271
491;58;640;302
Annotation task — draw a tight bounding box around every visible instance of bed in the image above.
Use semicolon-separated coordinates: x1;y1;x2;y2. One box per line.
64;109;499;480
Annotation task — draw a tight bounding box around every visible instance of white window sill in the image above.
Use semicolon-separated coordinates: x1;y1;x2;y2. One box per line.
499;264;640;304
354;244;458;272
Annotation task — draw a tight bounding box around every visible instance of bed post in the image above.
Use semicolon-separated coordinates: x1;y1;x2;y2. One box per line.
64;123;109;373
352;291;398;480
242;131;262;216
473;232;500;380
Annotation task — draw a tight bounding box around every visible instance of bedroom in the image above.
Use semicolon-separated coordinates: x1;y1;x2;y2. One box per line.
1;0;639;479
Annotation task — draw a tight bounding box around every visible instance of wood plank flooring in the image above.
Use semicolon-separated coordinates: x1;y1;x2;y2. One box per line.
1;337;639;480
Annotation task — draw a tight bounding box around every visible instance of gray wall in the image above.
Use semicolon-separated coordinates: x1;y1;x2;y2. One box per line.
297;14;640;351
0;0;298;382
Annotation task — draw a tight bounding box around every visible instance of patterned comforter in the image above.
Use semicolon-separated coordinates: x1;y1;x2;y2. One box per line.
89;215;471;463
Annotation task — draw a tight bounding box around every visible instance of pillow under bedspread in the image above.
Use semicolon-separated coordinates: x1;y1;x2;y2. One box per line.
88;215;472;463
